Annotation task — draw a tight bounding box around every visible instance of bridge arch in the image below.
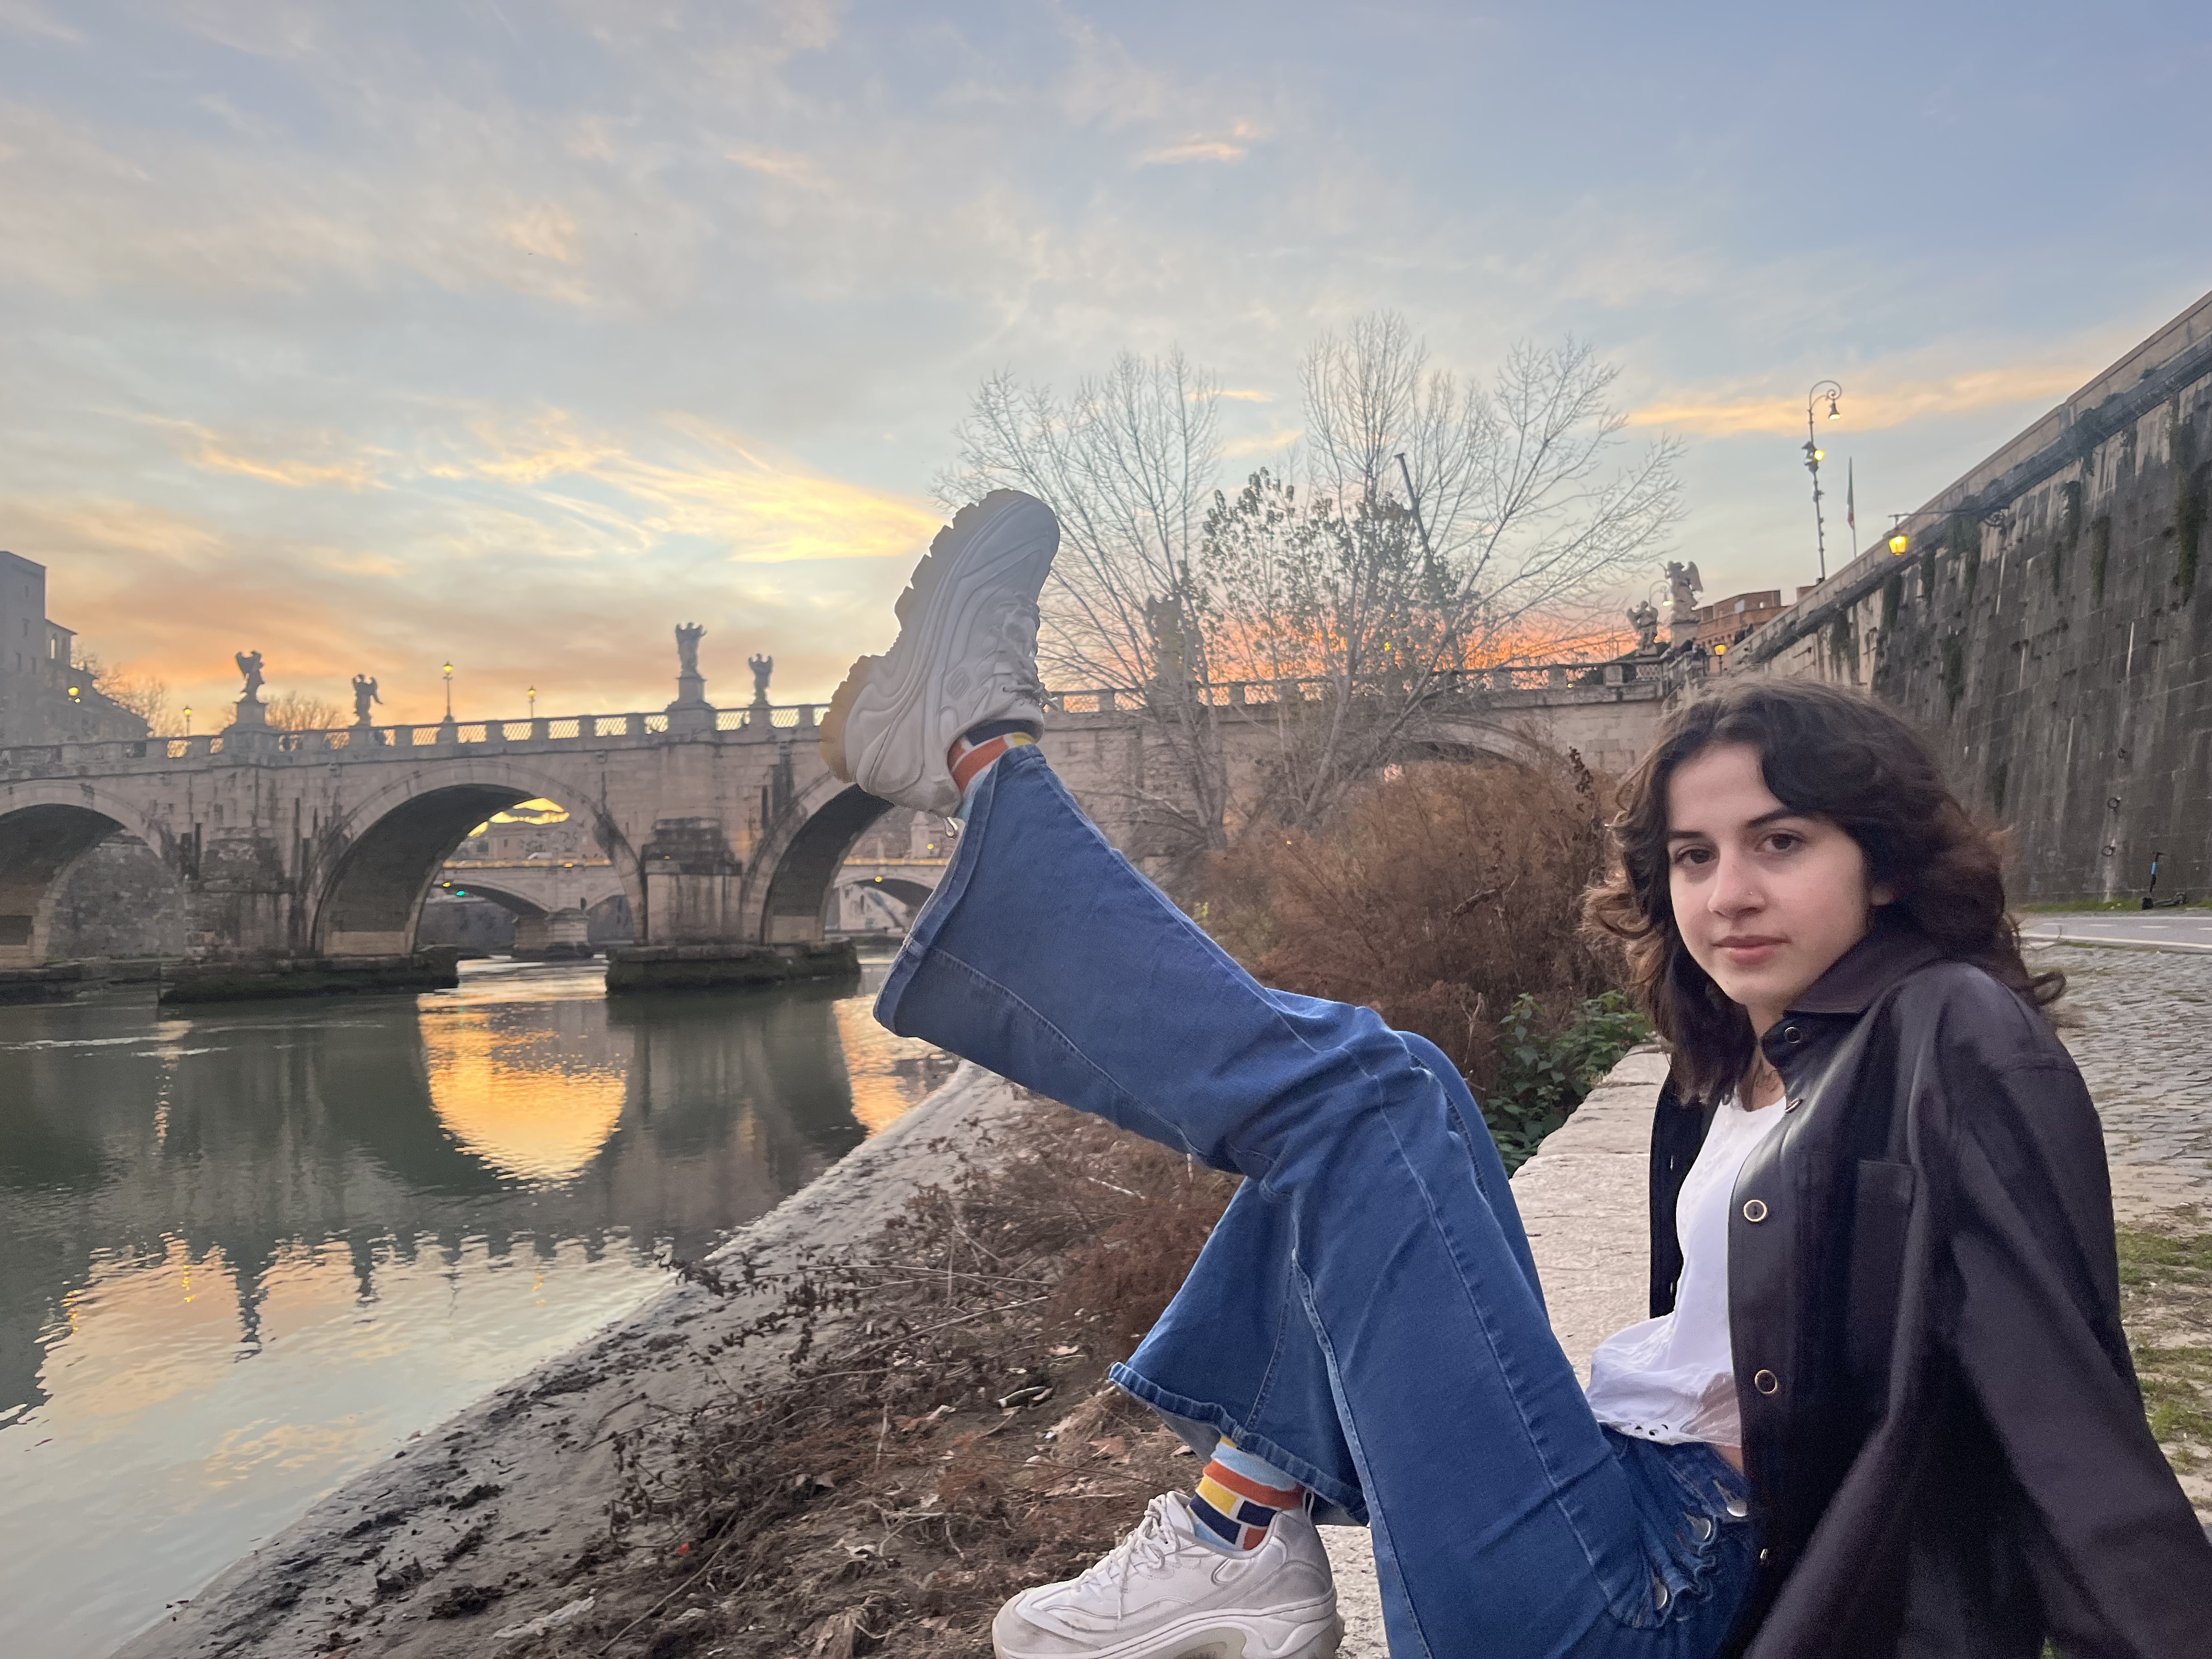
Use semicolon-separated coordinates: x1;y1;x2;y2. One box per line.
737;771;898;945
1406;715;1557;769
834;874;933;933
0;784;179;967
312;765;636;958
431;880;548;920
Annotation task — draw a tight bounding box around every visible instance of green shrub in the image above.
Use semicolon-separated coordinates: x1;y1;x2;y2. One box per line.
1485;990;1651;1168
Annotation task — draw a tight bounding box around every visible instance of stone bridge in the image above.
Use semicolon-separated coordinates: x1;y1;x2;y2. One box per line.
0;664;1666;998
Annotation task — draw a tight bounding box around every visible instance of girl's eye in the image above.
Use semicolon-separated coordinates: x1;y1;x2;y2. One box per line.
1672;846;1712;867
1765;831;1803;853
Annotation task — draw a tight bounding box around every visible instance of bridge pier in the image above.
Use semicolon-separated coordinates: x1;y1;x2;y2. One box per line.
158;949;461;1005
512;906;594;961
602;939;858;992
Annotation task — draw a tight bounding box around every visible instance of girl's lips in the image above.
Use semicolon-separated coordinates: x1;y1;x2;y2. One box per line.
1717;939;1783;965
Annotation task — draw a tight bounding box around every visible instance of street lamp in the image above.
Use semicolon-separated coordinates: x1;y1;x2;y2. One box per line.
1889;531;1910;556
183;706;193;736
527;685;537;719
442;661;454;720
1804;381;1842;582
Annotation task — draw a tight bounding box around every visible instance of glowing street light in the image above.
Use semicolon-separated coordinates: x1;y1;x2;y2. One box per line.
1804;381;1843;582
1889;531;1910;556
527;685;537;719
442;661;454;720
183;706;193;736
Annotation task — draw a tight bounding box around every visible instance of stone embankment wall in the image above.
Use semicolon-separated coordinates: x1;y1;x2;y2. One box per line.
1730;290;2212;902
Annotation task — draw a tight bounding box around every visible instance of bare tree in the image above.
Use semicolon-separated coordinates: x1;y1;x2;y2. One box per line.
939;318;1682;863
1205;316;1681;829
266;689;343;731
82;657;176;733
939;350;1232;862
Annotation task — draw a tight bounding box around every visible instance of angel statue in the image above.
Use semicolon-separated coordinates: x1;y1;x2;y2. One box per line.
352;674;382;725
748;652;774;707
675;623;705;679
1626;599;1661;654
235;650;265;702
1665;561;1703;631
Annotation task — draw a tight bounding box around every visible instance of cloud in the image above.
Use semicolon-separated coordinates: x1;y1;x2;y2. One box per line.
0;0;78;43
3;402;946;723
147;419;385;492
1222;425;1305;458
1628;362;2097;437
1138;120;1264;166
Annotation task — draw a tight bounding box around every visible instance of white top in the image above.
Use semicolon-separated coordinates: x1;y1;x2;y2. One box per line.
1583;1091;1786;1448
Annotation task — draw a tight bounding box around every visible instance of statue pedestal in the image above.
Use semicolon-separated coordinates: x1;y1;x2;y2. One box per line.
226;696;274;752
667;673;714;734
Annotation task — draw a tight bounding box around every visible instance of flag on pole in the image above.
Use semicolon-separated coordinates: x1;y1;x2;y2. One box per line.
1846;461;1857;554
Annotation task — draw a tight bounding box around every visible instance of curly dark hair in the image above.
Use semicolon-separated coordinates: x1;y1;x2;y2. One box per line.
1583;679;2059;1104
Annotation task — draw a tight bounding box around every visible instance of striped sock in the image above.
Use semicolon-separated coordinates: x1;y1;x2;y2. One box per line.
1189;1441;1305;1551
947;721;1039;803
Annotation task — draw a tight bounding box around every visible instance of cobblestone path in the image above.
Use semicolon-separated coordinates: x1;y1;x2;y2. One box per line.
2039;943;2212;1222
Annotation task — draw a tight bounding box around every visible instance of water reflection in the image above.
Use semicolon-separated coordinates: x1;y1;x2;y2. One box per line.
0;956;953;1659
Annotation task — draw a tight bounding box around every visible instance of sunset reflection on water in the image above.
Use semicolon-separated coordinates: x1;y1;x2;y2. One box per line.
0;954;949;1659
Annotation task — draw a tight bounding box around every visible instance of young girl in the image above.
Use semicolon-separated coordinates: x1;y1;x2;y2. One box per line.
821;490;2212;1659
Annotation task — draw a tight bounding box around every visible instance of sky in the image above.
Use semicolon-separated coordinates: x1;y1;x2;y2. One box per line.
4;0;2209;726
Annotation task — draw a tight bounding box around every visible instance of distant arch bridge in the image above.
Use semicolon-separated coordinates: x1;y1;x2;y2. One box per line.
0;665;1667;988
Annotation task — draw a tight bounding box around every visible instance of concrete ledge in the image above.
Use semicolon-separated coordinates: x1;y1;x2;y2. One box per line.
0;960;107;1004
603;938;859;992
157;949;462;1005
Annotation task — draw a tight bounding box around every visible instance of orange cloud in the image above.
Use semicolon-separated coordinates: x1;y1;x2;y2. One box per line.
1628;362;2096;437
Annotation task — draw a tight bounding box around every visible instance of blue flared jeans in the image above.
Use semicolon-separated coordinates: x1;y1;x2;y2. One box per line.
877;747;1757;1658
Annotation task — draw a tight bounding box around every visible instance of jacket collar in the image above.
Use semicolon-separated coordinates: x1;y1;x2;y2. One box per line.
1785;910;1946;1017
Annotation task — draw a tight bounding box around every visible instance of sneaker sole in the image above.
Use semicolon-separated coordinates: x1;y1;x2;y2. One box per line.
817;490;1055;801
992;1604;1342;1659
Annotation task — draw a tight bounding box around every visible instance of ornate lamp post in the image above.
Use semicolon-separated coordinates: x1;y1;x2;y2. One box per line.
1804;381;1842;580
442;661;454;720
527;685;537;718
183;706;193;736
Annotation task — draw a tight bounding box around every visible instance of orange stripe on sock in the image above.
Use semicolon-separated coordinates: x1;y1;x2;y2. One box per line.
1201;1462;1303;1509
950;730;1035;794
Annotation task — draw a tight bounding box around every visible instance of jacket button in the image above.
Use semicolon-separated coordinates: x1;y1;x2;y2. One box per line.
1753;1368;1780;1395
1780;1024;1803;1044
1742;1199;1768;1222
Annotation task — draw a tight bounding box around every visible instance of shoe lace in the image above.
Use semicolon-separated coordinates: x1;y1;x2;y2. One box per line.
1065;1494;1190;1616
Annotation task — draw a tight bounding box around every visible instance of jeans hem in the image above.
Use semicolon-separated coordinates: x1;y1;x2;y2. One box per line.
1108;1361;1369;1525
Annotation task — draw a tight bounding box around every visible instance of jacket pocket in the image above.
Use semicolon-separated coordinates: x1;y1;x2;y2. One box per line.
1845;1159;1917;1391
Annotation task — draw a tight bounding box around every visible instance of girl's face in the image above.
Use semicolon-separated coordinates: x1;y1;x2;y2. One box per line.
1664;741;1889;1035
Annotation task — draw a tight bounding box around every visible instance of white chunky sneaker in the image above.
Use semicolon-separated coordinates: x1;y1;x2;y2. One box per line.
992;1492;1341;1659
819;489;1058;814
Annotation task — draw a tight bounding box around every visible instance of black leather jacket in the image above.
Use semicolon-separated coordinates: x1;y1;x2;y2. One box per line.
1647;919;2212;1657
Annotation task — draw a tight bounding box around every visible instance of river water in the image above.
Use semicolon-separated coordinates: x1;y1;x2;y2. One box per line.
0;956;953;1659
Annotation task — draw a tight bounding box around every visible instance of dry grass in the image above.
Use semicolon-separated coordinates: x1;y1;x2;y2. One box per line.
1206;753;1621;1093
494;1105;1238;1659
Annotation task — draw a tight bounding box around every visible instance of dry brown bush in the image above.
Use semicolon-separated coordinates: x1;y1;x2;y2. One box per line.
1206;751;1621;1093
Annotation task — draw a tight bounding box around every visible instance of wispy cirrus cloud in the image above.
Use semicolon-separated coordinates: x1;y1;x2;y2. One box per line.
1138;120;1263;165
1628;360;2101;437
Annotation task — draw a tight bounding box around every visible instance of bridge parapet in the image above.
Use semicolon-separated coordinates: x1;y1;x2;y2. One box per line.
1040;658;1699;717
0;702;838;778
